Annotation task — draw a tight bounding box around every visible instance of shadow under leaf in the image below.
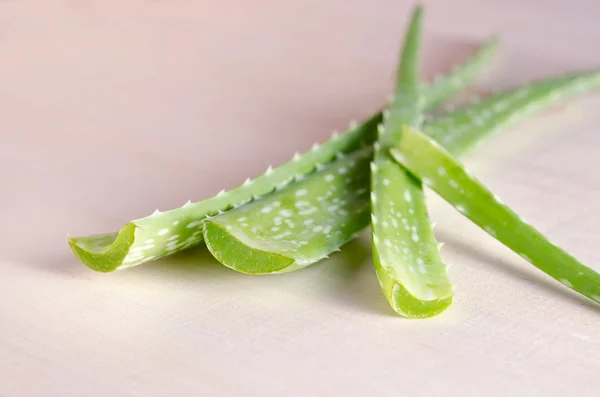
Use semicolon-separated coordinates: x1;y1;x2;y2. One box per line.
317;235;400;317
437;230;600;314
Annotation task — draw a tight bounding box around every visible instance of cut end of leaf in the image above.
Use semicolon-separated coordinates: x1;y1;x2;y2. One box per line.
67;223;137;272
373;244;453;319
203;220;295;274
390;282;453;319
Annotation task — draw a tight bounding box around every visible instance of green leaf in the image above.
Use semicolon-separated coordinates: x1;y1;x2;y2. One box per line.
68;30;499;272
203;6;452;318
69;66;600;273
422;36;500;110
393;5;423;96
204;64;600;286
427;70;600;156
204;147;372;274
370;5;454;318
390;126;600;306
68;115;380;272
194;14;600;316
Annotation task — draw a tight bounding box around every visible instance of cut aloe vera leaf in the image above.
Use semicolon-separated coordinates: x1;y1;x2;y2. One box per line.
200;58;600;310
68;32;501;273
391;126;600;305
371;67;600;316
371;6;454;318
371;155;453;318
204;146;372;274
427;70;600;156
202;68;600;273
422;36;500;110
205;6;452;318
70;65;600;273
68;115;380;272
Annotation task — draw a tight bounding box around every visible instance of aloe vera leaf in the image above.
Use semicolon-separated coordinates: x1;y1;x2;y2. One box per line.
200;34;600;291
422;36;500;110
68;115;380;272
369;6;456;318
390;126;600;305
69;66;600;274
205;6;454;319
68;33;500;273
204;146;372;274
201;68;600;271
427;70;600;157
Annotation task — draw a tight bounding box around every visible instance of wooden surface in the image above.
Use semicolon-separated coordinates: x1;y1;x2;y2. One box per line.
2;1;600;396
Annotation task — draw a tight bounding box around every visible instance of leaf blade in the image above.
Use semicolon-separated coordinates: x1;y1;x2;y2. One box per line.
391;126;600;305
427;70;600;156
371;5;454;317
67;28;501;273
423;36;500;110
203;147;372;274
67;115;380;272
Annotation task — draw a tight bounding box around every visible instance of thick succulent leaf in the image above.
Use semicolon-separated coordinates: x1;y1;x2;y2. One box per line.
427;70;600;156
69;66;600;273
371;6;454;318
422;36;500;110
68;115;380;272
204;147;372;274
391;5;423;99
68;31;501;272
202;64;600;311
380;5;423;146
391;127;600;305
371;153;453;317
